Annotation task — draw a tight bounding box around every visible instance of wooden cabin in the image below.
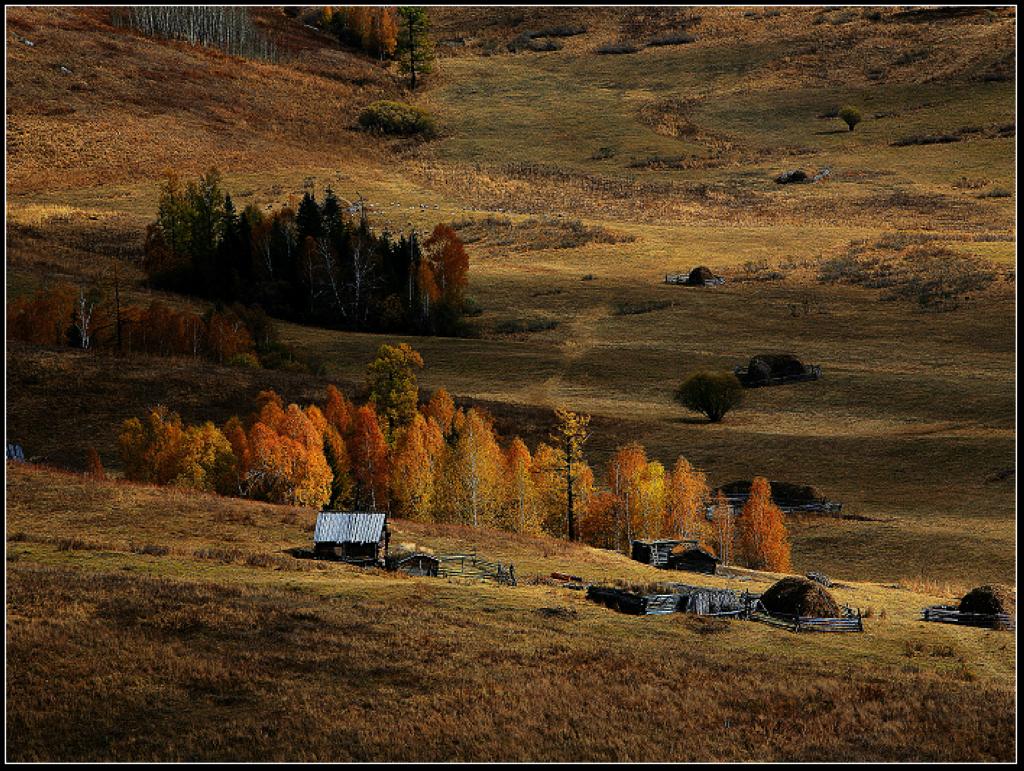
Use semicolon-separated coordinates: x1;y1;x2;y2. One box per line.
667;546;720;575
631;539;698;568
313;511;389;565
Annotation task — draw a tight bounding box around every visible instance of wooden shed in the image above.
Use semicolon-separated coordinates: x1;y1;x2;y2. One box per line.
666;546;720;575
631;539;698;568
313;511;389;565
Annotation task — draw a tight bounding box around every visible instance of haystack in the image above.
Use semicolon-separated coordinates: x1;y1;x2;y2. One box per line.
760;576;840;618
750;353;806;378
959;584;1015;616
686;265;718;286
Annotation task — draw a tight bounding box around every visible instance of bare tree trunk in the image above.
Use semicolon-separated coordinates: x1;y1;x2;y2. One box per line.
74;288;94;349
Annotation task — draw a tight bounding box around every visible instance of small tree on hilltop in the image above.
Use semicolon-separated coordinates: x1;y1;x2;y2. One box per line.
839;106;862;132
675;371;744;423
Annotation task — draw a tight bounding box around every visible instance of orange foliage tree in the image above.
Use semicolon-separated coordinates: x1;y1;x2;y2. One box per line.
579;490;618;548
7;283;78;346
323;384;354;436
502;437;542;535
737;476;792;572
349;404;390;510
421;387;455;436
421;224;469;310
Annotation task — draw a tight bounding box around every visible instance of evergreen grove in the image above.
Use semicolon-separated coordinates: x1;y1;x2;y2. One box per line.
144;169;472;337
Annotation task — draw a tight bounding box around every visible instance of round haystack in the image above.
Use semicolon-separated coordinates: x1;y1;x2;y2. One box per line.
959;584;1015;616
749;353;806;378
687;265;717;286
761;577;840;618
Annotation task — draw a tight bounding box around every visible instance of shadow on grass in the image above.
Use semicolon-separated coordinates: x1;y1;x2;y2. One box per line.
670;415;719;425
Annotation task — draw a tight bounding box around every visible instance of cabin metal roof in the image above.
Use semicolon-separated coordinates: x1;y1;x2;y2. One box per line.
313;511;386;544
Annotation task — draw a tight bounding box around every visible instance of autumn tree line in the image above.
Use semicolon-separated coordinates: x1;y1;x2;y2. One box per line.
144;169;472;337
117;343;792;572
6;279;317;372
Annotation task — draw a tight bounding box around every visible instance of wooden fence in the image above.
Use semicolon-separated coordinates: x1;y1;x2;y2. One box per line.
921;605;1014;630
733;364;822;388
436;553;517;586
586;584;864;632
713;494;843;516
749;610;863;633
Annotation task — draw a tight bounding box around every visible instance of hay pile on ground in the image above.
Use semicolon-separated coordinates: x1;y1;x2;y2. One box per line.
686;265;718;285
760;577;840;618
959;584;1015;616
749;354;806;379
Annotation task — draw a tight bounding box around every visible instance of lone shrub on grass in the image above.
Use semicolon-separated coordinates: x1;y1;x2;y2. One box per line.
839;106;862;132
675;371;744;423
358;100;436;137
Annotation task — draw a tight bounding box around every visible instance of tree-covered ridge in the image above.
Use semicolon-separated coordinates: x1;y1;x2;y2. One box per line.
143;169;472;336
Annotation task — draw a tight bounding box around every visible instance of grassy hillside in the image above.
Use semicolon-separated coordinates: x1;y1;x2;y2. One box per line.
6;463;1016;762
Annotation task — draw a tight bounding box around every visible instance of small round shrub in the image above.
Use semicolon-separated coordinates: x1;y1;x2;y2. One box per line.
839;106;862;132
358;101;437;137
675;371;744;423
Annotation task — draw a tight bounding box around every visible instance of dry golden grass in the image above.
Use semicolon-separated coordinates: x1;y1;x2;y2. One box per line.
5;7;393;195
5;463;1017;761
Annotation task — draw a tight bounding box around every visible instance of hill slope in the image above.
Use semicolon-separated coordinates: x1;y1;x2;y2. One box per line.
6;463;1016;762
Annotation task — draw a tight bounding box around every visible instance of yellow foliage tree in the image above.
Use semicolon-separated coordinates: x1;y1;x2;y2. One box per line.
391;412;445;519
635;460;667;541
447;407;503;528
550;406;591;541
606;442;648;550
666;456;711;544
175;421;237;494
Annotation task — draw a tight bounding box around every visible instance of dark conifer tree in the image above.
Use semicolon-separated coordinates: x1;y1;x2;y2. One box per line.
296;191;323;240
